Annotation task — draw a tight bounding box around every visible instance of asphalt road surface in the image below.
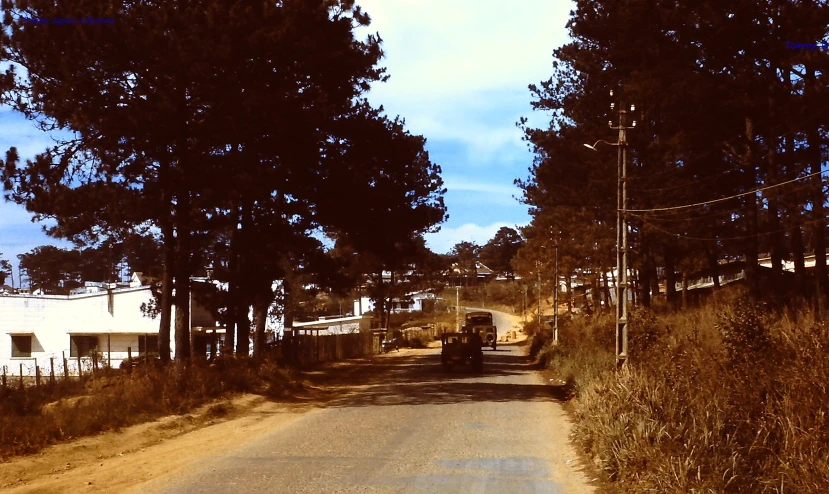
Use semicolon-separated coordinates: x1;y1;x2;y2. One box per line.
141;310;594;493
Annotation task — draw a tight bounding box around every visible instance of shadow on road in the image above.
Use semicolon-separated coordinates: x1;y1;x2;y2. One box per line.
295;343;567;408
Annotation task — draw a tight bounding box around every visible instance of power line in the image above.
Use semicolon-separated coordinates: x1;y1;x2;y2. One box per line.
641;178;816;222
622;168;828;213
630;211;828;242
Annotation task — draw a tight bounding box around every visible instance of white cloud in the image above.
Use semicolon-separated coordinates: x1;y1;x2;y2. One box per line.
442;177;518;196
425;220;527;254
358;0;572;98
357;0;573;165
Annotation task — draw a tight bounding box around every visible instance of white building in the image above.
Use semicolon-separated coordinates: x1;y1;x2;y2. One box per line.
351;291;437;316
0;276;285;376
0;285;163;376
293;315;371;335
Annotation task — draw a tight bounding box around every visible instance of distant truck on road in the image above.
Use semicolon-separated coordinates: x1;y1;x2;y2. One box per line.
462;311;497;350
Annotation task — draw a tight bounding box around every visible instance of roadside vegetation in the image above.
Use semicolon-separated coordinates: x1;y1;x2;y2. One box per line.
530;287;829;493
0;359;299;460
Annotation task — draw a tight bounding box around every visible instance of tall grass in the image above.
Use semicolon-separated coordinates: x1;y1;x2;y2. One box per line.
534;287;829;492
0;359;296;459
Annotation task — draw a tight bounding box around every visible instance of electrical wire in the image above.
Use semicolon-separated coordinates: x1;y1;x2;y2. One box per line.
630;211;828;242
639;178;816;222
622;168;828;213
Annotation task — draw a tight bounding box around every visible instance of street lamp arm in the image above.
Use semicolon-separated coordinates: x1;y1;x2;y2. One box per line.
583;139;618;151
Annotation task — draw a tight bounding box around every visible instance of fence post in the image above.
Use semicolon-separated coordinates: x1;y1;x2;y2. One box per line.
92;350;98;371
63;353;69;380
50;357;55;385
2;365;6;388
35;364;41;387
127;346;132;363
19;363;24;390
77;356;82;378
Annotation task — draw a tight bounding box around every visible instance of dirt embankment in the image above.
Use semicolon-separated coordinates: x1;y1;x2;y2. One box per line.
0;394;318;494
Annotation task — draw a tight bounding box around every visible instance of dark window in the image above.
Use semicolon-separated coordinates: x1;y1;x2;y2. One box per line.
11;335;32;358
70;335;98;358
138;334;158;355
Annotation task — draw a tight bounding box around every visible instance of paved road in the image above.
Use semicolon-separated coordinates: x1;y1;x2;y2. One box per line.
142;310;594;493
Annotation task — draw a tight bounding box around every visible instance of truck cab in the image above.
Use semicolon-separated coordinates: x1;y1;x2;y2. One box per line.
441;332;484;372
462;311;497;350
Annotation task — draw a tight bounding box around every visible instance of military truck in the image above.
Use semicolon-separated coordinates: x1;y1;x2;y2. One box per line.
462;311;497;350
440;332;483;372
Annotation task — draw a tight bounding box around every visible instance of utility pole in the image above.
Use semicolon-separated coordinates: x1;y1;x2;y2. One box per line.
554;234;559;345
584;88;637;368
455;285;460;331
523;285;527;323
537;262;541;325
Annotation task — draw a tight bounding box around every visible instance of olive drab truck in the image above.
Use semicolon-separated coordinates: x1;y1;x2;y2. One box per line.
461;311;497;350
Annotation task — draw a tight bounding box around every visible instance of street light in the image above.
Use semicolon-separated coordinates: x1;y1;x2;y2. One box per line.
583;140;617;151
585;91;637;369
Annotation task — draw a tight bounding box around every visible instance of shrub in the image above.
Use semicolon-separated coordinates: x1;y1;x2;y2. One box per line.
545;287;829;492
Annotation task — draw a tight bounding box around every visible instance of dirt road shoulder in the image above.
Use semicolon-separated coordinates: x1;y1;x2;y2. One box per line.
0;394;319;494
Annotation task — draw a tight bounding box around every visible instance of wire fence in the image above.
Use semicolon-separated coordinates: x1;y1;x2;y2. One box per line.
1;353;107;389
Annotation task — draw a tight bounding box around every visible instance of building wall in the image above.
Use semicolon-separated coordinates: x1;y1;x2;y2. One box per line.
0;287;170;375
353;297;375;316
0;280;286;374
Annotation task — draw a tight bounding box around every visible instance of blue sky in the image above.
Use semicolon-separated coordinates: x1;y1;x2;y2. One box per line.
356;0;572;253
0;0;573;280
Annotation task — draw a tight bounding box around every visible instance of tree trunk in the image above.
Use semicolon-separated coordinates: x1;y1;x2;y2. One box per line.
743;117;761;300
765;85;784;290
591;275;601;316
806;66;826;312
786;132;806;295
375;271;386;329
173;190;191;361
236;199;253;357
236;299;251;357
664;246;678;309
158;222;174;363
706;248;721;290
609;266;617;307
565;274;572;314
602;269;612;309
253;299;268;359
639;232;652;308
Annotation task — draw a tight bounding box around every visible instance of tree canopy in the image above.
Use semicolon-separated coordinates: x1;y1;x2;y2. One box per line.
517;0;829;309
0;0;446;359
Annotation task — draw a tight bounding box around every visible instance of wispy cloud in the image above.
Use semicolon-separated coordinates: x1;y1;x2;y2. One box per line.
442;176;519;196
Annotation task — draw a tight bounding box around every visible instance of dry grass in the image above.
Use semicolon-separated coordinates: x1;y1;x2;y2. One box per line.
0;358;299;460
532;287;829;492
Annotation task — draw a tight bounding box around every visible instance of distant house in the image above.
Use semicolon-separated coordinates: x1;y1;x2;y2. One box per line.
352;290;437;316
292;315;371;335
